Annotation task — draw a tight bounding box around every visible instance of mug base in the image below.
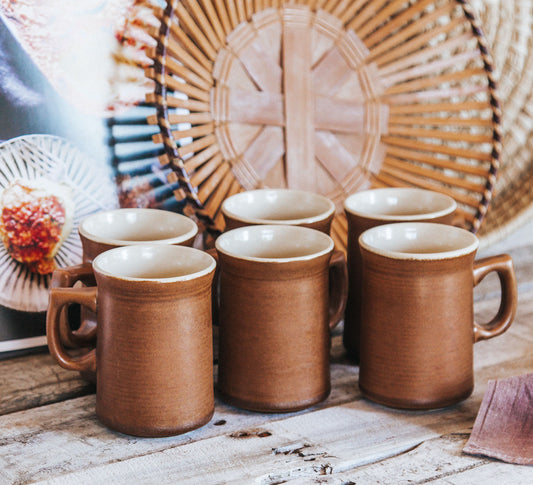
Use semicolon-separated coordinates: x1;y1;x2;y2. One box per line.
359;384;473;410
217;387;331;413
97;408;215;438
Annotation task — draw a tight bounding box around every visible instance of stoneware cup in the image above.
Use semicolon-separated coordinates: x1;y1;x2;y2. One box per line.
358;222;517;410
221;188;336;234
47;244;216;437
343;187;457;362
214;225;348;412
78;207;198;260
52;208;198;348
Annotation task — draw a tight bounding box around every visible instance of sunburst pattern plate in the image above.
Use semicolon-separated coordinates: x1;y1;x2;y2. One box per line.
0;135;118;312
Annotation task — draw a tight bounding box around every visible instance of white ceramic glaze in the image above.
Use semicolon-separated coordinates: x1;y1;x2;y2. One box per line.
222;189;335;225
359;222;479;260
344;188;457;221
93;244;216;281
216;225;334;262
79;208;198;246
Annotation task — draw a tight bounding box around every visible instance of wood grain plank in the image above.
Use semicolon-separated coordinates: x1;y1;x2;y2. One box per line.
29;335;533;485
31;404;477;484
1;291;532;484
0;352;94;416
1;246;532;483
0;342;357;484
285;432;533;485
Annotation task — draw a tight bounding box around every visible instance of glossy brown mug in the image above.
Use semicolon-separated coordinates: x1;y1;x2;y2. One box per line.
358;222;517;410
53;208;198;348
343;188;458;362
215;225;348;412
221;189;335;234
47;244;216;437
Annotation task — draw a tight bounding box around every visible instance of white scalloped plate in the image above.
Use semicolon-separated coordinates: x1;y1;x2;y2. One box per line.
0;135;118;312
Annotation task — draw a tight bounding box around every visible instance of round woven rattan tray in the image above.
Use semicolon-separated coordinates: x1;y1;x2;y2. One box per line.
472;0;533;246
145;0;501;250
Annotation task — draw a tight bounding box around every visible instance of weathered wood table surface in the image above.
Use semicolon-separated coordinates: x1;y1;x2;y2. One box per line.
1;231;533;484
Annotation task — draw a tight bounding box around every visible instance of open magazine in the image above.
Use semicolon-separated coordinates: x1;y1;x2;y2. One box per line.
0;1;179;355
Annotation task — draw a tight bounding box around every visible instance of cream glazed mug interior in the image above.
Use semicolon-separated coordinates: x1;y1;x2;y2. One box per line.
92;244;215;279
359;221;477;256
342;187;458;362
214;225;348;412
78;208;198;256
344;187;457;221
216;223;334;259
357;222;517;410
221;189;335;233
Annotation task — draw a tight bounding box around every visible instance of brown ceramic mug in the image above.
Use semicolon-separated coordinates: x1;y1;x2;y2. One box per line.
221;189;335;234
47;244;216;437
343;188;457;362
215;225;348;412
358;222;517;410
53;208;198;348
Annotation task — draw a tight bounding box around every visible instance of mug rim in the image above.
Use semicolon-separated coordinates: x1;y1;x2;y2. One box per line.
79;208;198;246
215;225;334;263
221;188;335;225
344;188;457;221
92;244;216;282
359;222;479;260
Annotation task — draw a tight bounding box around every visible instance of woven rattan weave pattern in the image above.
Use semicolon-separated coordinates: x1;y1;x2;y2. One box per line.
146;0;501;250
472;0;533;246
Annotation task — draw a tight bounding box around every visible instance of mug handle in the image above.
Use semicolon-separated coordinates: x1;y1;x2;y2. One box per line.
47;286;98;373
51;264;97;347
472;254;517;342
328;250;349;330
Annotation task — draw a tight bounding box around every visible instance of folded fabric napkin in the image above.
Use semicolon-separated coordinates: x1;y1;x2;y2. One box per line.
463;373;533;465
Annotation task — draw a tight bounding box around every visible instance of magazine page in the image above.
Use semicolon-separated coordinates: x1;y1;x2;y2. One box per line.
0;1;175;355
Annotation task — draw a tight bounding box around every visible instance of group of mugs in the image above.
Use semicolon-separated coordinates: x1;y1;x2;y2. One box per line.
46;187;517;437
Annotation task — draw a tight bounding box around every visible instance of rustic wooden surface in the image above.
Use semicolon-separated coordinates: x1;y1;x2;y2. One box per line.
0;234;532;484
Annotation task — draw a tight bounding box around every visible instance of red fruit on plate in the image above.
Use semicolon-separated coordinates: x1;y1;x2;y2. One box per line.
0;180;74;274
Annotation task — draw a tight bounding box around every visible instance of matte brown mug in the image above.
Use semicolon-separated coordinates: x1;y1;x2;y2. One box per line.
221;189;335;234
358;222;517;410
53;208;198;348
343;188;457;361
47;244;216;437
215;225;348;412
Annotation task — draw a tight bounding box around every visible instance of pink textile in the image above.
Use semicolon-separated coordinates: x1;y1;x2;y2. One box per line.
463;373;533;465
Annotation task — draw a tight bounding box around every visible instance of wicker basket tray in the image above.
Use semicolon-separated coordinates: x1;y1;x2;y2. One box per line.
145;0;501;250
472;0;533;247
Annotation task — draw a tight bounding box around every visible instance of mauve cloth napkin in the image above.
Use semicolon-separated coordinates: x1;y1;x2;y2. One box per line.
463;373;533;465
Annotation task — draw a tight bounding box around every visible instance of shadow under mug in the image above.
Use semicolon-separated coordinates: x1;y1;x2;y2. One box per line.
358;222;517;410
221;189;336;234
53;208;198;349
214;225;348;412
343;187;458;362
47;244;216;437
